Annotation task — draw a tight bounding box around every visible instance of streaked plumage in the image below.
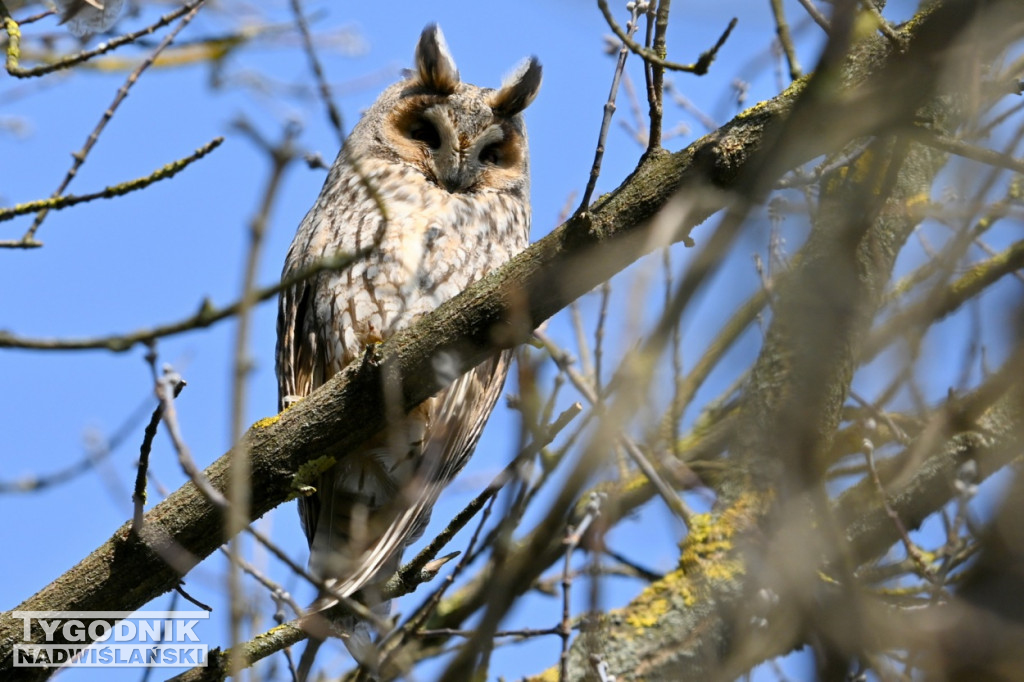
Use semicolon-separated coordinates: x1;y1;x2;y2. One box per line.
275;24;540;674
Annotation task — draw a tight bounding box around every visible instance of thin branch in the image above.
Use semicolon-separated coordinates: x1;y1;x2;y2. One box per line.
537;332;695;525
390;401;582;594
597;0;737;74
794;0;831;34
769;0;802;80
416;626;561;640
577;1;643;214
908;126;1024;175
10;6;55;26
864;239;1024;361
560;493;604;680
646;0;669;152
155;365;227;510
862;438;934;579
20;0;207;245
132;347;184;531
0;137;224;233
0;392;155;494
220;546;304;620
289;0;345;144
2;0;205;78
227;121;300;676
859;0;904;50
381;498;498;678
0;248;369;351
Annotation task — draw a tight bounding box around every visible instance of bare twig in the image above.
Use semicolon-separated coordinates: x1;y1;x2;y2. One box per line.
0;393;155;494
20;0;207;245
174;583;213;612
0;248;369;351
862;438;934;580
9;5;55;26
289;0;345;144
594;281;611;398
646;0;669;152
2;0;206;78
577;1;644;213
859;0;904;50
155;364;226;509
218;546;304;620
908;127;1024;175
769;0;802;80
537;332;695;525
227;120;300;675
794;0;831;34
378;497;499;678
133;346;183;531
596;0;736;74
0;137;224;235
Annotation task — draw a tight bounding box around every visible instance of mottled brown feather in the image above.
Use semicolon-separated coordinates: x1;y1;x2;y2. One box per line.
275;24;540;669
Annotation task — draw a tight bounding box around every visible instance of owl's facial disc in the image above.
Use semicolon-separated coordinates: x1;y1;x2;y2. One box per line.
404;107;515;193
385;88;527;195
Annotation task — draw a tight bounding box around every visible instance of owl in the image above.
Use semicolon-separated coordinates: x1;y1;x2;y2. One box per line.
276;24;541;675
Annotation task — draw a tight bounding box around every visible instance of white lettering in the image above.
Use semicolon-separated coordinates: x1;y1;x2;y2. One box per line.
38;619;60;641
138;619;159;642
88;620;112;642
114;619;136;641
176;619;199;642
62;620;85;642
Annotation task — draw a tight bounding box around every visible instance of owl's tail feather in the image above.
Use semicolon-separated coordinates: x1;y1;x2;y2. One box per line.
297;599;389;681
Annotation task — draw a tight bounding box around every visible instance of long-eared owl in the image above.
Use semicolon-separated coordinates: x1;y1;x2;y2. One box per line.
276;23;541;667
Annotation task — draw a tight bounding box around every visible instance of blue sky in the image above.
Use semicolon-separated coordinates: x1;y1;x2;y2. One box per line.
2;1;1001;680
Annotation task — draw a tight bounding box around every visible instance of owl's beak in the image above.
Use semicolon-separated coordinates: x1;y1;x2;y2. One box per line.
440;170;472;193
435;145;475;193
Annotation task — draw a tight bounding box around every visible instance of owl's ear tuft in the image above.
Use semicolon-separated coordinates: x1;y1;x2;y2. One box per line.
491;57;542;118
415;24;460;94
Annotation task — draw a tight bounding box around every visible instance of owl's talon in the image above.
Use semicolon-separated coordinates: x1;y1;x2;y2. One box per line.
361;342;383;368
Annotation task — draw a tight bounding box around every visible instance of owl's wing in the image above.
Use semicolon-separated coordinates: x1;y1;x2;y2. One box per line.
428;350;513;492
276;257;329;546
318;350;513;604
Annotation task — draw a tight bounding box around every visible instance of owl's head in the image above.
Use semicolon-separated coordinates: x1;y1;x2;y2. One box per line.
346;24;542;196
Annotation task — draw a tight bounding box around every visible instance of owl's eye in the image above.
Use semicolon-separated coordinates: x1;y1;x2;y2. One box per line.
479;143;502;165
408;118;441;149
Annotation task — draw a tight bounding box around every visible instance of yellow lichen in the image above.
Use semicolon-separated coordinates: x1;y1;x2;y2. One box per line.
679;488;772;575
287;456;336;500
625;596;669;631
252;414;280;429
616;567;695;635
620;471;651;495
525;668;560;682
734;78;806;122
704;558;745;582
